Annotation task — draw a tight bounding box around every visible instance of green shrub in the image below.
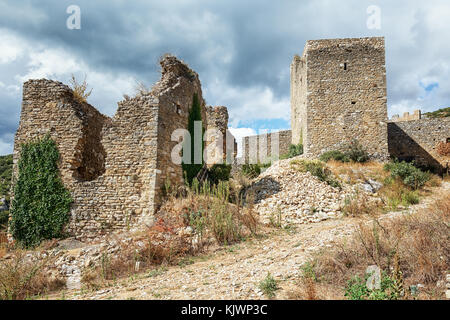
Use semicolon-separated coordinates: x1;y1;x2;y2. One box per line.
343;140;370;163
319;140;369;163
319;150;350;163
9;136;73;248
344;272;400;300
182;93;204;185
281;143;303;159
423;107;450;119
402;191;420;205
291;160;341;189
208;164;231;185
384;160;430;190
259;272;278;298
0;154;13;198
0;210;9;228
241;164;261;178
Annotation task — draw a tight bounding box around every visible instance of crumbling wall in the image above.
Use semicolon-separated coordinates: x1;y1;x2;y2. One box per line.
242;130;292;164
12;56;217;241
205;106;236;165
291;37;389;160
388;118;450;173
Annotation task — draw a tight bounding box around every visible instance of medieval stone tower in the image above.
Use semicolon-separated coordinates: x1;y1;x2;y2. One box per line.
291;37;389;160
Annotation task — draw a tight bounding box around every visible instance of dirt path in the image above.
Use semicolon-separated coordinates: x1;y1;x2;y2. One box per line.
51;182;450;300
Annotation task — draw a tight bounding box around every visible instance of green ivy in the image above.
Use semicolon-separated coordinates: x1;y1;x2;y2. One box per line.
9;135;72;248
182;93;204;185
0;154;13;199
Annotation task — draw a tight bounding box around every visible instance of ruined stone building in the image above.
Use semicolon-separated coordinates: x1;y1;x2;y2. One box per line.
12;56;235;240
242;36;449;172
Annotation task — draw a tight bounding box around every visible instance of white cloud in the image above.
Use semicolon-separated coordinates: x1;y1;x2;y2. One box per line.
228;127;256;157
16;46;136;116
205;78;290;127
0;29;26;64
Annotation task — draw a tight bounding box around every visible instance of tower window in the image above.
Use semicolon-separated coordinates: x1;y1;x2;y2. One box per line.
351;101;356;105
344;63;347;71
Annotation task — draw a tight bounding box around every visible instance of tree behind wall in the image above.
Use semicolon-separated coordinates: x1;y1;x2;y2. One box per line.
10;136;72;248
182;93;204;185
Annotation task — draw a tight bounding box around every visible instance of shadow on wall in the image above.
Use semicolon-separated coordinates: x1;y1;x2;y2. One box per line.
388;123;445;174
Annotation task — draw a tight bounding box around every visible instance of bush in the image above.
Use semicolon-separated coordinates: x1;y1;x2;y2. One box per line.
9;136;73;248
320;150;350;163
281;143;303;159
0;251;64;300
344;140;370;163
0;210;9;228
0;154;13;198
402;191;420;205
320;140;369;163
311;195;449;299
259;272;278;298
291;160;341;189
241;164;261;178
384;160;430;189
344;272;400;300
208;164;231;185
184;180;257;245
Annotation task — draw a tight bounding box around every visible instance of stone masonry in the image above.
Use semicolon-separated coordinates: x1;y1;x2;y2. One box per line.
12;55;235;241
242;130;292;164
391;109;421;122
291;37;389;160
388;117;450;173
242;37;449;173
205;106;237;166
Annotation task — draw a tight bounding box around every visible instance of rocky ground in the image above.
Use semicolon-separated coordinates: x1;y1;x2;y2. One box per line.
43;179;450;300
249;156;381;225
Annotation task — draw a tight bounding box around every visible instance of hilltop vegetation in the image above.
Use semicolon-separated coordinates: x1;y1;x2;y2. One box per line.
424;107;450;119
0;154;12;199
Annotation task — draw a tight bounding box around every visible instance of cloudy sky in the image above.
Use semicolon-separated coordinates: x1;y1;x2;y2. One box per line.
1;0;449;155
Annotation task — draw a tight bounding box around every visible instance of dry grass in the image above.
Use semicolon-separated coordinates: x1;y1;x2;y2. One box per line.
82;181;258;289
327;160;388;185
82;210;192;289
342;191;383;217
69;74;92;104
310;193;450;299
0;232;8;259
0;251;64;300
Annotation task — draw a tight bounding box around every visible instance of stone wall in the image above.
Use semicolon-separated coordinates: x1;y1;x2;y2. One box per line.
291;37;389;160
242;130;292;164
205;106;237;166
290;55;307;145
388;117;450;173
11;56;225;241
391;110;421;122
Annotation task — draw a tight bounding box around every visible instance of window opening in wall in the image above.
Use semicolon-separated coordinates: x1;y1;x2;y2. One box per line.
351;101;356;105
344;63;347;70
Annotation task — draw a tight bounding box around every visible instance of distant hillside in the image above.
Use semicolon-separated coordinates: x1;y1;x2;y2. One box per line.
0;154;13;199
424;107;450;119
